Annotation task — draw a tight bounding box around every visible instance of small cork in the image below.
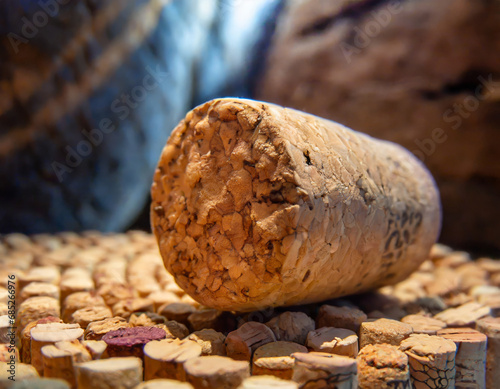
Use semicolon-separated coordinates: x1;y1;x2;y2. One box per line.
292;352;357;389
71;306;113;329
186;329;227;356
30;323;84;375
59;268;94;305
18;266;60;291
17;296;60;335
357;344;411;389
133;379;194;389
157;303;196;326
9;378;71;389
265;312;315;345
184;356;250;389
359;318;413;348
93;259;127;288
306;327;358;357
0;362;39;383
144;339;202;381
399;334;457;388
0;315;10;344
20;316;61;363
84;317;130;341
102;326;166;359
62;292;106;324
155;321;190;339
187;309;236;333
0;344;18;363
237;375;298;389
437;328;487;388
252;341;307;379
400;315;446;335
81;340;107;360
476;317;500;389
19;282;59;304
112;298;155;320
316;305;367;333
127;255;161;297
76;357;143;389
434;302;491;327
225;322;277;361
96;283;137;307
129;312;167;327
149;291;181;312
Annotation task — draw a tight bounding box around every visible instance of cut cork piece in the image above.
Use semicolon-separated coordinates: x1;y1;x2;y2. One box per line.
16;296;60;335
84;317;130;341
112;298;155;320
19;282;60;304
71;306;113;329
401;315;446;335
399;334;457;389
252;341;307;379
187;309;236;333
144;339;202;381
186;329;227;356
0;316;10;344
316;305;367;333
155;321;190;340
184;356;250;389
434;302;491;327
357;344;411;389
76;357;143;389
437;328;487;388
306;327;358;357
476;317;500;389
151;98;441;311
265;312;315;345
96;283;137;307
133;379;194;389
359;318;413;348
30;323;84;375
61;292;106;324
292;352;357;389
237;376;298;389
18;266;61;291
157;303;196;326
20;316;62;363
0;362;39;384
0;344;18;363
225;322;277;361
129;312;167;327
59;268;94;304
81;340;107;360
102;326;166;359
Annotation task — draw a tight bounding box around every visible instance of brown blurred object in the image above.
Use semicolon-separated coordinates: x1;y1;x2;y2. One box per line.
257;0;500;253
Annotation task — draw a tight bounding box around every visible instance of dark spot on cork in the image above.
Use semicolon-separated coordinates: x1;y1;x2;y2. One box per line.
154;206;165;217
303;150;312;165
302;270;311;282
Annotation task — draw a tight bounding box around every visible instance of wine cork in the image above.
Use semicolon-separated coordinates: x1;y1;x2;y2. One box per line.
93;259;127;288
19;317;62;363
399;334;457;389
0;344;18;363
148;291;181;312
187;309;236;333
59;268;94;304
30;323;84;375
129;312;167;327
151;98;441;311
476;317;500;388
0;362;38;387
61;292;106;324
0;316;10;344
186;329;227;356
437;328;487;388
306;327;358;357
292;352;357;389
155;321;190;340
18;267;60;291
252;341;307;379
133;379;194;389
158;303;196;326
17;297;60;335
19;283;59;305
76;357;143;389
96;283;137;307
184;356;250;389
144;339;202;381
400;315;446;335
127;255;161;297
84;317;130;341
316;305;367;334
112;298;154;320
237;375;298;389
434;302;491;327
8;378;71;389
81;340;107;360
102;326;167;359
357;344;411;389
265;312;315;345
359;318;413;348
225;322;277;361
71;306;113;329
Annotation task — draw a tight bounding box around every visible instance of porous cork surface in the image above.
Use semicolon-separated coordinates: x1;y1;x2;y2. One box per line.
151;98;441;311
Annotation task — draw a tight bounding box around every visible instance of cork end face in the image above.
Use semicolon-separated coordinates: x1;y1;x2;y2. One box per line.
151;99;300;311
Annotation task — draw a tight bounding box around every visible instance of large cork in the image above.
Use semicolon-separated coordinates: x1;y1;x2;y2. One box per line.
151;98;441;311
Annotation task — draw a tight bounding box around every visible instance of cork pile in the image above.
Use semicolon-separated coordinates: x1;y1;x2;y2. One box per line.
0;231;499;389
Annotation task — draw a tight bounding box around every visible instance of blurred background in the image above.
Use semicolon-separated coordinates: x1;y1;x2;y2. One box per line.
0;0;498;255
